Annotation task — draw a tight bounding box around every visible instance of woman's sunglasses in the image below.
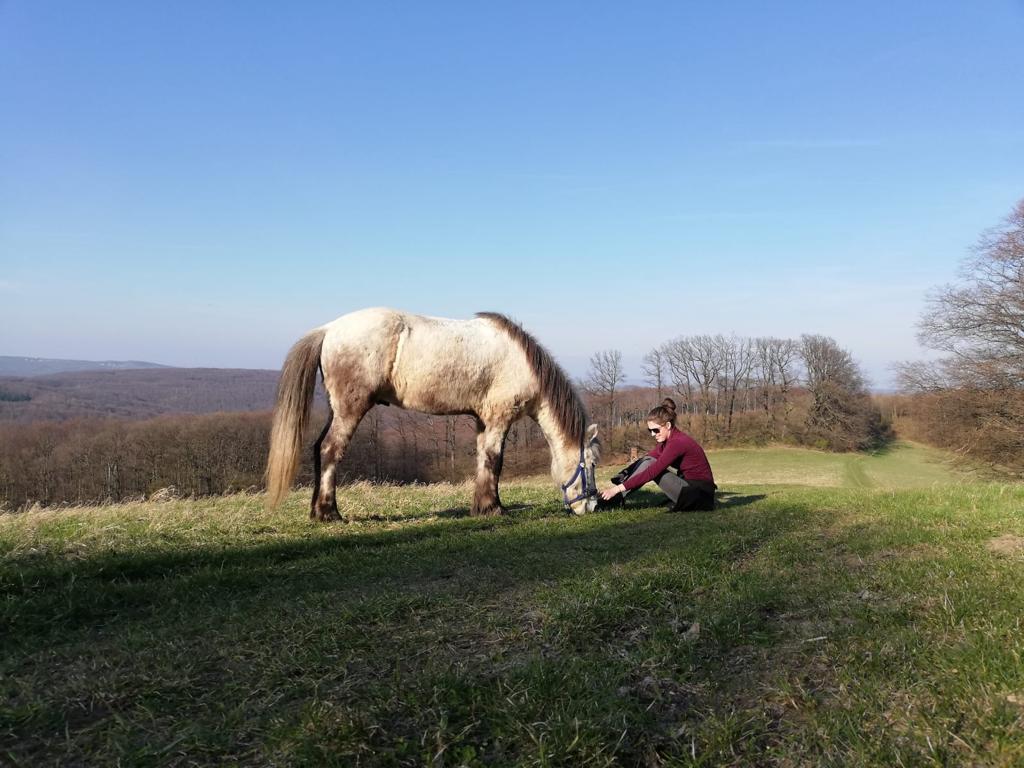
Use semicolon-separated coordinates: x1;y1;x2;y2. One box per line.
648;426;663;436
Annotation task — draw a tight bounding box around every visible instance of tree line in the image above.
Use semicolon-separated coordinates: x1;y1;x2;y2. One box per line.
0;408;559;510
584;333;884;453
0;375;884;511
894;198;1024;472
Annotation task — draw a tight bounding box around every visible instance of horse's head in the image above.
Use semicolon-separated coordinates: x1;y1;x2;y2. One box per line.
563;424;601;515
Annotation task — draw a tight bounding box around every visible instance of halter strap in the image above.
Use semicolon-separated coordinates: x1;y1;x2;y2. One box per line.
561;438;596;508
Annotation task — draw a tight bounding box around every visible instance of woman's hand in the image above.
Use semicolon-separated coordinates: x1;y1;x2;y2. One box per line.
600;484;625;500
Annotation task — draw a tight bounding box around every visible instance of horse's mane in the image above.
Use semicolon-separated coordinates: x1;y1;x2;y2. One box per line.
476;312;586;444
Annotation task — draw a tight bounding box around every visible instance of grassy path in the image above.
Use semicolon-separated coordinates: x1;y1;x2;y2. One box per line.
710;440;967;490
2;444;1021;766
842;454;873;488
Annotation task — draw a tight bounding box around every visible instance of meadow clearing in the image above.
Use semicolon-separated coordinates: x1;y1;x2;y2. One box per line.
2;442;1023;766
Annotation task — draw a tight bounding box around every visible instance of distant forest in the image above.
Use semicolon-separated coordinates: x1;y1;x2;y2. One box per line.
0;368;281;422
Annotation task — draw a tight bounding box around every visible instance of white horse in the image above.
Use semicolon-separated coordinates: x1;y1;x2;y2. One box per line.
265;308;600;520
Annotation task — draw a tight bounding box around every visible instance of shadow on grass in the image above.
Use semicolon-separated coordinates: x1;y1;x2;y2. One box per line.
605;489;768;512
0;490;804;652
864;434;901;456
431;502;534;518
716;492;769;509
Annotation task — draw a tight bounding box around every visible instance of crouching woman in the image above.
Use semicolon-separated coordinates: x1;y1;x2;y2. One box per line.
600;398;716;511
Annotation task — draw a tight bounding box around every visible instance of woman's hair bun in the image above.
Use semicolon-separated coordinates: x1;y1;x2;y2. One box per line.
647;398;677;426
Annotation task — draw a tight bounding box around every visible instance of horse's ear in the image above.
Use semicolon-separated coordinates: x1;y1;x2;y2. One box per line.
587;423;599;440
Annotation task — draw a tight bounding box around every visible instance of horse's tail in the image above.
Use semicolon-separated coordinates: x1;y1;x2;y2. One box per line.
265;328;327;509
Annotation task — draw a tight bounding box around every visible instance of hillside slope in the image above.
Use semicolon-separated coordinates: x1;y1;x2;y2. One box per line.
0;355;170;377
2;471;1022;765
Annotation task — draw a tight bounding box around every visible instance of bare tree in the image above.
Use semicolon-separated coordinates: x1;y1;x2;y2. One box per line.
584;349;626;444
718;334;755;439
894;360;950;393
800;334;877;450
898;199;1024;466
641;346;668;401
801;334;864;392
662;335;726;438
688;335;724;440
662;337;696;423
445;416;456;480
756;337;800;439
918;199;1024;388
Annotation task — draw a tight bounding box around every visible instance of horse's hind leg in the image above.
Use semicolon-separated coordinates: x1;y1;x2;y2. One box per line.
312;401;370;522
471;417;511;516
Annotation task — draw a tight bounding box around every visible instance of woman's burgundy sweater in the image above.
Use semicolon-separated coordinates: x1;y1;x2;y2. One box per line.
622;428;715;491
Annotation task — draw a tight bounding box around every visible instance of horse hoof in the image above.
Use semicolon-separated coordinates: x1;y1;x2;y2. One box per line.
471;505;505;517
310;509;342;523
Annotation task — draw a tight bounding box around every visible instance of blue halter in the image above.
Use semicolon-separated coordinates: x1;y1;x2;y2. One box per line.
561;439;597;509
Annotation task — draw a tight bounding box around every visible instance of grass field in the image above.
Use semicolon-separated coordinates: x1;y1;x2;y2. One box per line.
2;443;1024;766
710;440;973;490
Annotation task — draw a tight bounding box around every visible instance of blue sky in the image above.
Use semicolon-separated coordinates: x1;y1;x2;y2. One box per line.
2;2;1023;388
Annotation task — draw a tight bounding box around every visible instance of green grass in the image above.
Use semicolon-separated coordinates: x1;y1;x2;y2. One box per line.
710;440;969;489
2;444;1023;766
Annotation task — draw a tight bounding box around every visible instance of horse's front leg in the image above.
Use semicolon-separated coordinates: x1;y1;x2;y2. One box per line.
471;419;509;516
311;404;368;522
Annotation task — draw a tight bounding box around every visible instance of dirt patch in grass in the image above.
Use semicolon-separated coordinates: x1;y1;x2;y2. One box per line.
986;534;1024;558
871;543;947;562
840;553;867;570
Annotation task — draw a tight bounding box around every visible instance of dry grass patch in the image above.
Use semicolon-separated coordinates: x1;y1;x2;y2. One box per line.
986;534;1024;558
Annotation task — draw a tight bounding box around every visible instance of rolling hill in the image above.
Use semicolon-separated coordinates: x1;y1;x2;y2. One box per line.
0;355;171;377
